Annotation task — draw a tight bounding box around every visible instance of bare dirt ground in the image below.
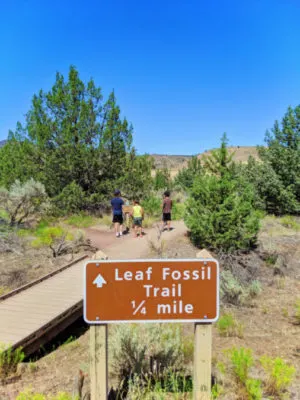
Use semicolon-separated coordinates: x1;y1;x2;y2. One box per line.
1;219;300;399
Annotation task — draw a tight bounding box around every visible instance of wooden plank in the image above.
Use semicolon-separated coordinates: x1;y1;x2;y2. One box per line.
194;249;213;400
90;325;108;400
193;324;212;400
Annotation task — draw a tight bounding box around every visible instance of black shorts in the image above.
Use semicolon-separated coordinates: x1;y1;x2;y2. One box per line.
133;217;143;227
113;214;123;224
163;213;171;222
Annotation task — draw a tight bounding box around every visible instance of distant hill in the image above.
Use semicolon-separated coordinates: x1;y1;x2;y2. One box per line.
151;154;193;169
0;140;6;148
198;146;260;164
151;146;260;177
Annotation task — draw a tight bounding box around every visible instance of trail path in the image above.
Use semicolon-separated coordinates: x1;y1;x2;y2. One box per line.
85;220;187;259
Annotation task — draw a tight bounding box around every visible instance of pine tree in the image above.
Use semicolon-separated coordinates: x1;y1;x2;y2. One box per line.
259;105;300;203
0;66;134;208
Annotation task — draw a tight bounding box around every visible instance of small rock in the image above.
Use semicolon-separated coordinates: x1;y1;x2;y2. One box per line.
93;250;108;260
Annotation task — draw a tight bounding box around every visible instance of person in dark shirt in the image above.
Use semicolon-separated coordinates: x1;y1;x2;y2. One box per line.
111;190;124;238
161;190;172;231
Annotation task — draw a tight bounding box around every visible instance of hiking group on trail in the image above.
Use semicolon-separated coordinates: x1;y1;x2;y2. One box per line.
111;190;173;238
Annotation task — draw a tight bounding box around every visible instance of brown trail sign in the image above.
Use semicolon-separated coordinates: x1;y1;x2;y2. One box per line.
84;259;219;324
86;255;219;400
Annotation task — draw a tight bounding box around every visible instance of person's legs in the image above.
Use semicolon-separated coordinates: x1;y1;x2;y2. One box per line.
161;214;167;231
114;222;120;237
167;220;171;231
133;224;138;237
119;215;124;236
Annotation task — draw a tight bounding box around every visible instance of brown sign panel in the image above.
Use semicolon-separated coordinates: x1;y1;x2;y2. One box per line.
84;259;219;323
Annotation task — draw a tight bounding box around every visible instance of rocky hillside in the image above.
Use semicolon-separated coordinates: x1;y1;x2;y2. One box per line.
198;146;260;163
151;146;260;175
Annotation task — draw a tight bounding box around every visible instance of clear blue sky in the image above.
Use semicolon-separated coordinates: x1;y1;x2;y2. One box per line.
1;0;299;155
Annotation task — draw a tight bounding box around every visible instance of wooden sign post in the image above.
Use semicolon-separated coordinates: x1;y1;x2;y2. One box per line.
85;256;219;399
194;249;214;400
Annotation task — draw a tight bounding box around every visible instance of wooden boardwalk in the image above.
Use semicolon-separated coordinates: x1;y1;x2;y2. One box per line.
0;256;88;354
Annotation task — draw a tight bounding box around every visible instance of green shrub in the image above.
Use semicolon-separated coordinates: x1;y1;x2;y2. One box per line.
245;378;262;400
265;254;278;266
16;390;76;400
172;202;185;220
99;214;112;227
211;383;223;399
0;343;25;377
226;347;253;384
260;356;295;397
52;182;86;214
109;324;188;386
279;215;300;231
185;174;260;252
248;280;262;297
31;226;73;248
142;196;161;218
16;390;45;400
220;271;261;306
216;313;244;338
0;179;49;226
65;213;98;228
220;271;247;305
240;158;299;215
142;216;156;228
127;371;192;399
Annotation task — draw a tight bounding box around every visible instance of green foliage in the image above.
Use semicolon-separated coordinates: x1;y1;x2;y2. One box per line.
142;196;161;218
185;172;260;251
260;356;295;397
202;133;235;177
153;167;172;191
127;371;192;399
216;313;244;338
172;202;185;220
52;182;86;214
248;280;262;297
16;390;76;400
109;324;189;385
240;157;299;215
0;66;137;211
279;215;300;231
65;213;98;228
0;131;37;188
30;225;76;257
245;378;262;400
31;226;73;248
0;179;49;226
258;105;300;206
226;347;253;384
220;271;261;305
0;343;25;377
175;156;203;190
211;383;223;399
121;152;154;200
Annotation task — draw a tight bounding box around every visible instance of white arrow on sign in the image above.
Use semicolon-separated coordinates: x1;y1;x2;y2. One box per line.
93;274;107;288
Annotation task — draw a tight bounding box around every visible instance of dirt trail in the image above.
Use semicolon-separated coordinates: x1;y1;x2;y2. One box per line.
85;220;187;259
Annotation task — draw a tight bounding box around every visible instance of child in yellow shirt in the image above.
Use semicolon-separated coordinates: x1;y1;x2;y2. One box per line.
131;200;144;238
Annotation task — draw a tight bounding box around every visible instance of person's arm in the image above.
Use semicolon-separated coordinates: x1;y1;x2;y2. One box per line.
141;207;144;218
